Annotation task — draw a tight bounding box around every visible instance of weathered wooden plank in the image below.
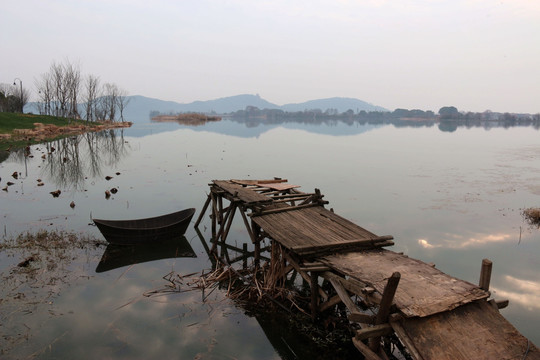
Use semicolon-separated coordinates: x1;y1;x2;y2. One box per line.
250;203;322;217
213;180;272;204
349;312;376;325
322;249;489;318
395;301;540;360
252;207;388;252
292;236;394;254
257;182;300;191
329;277;360;314
231;179;288;186
370;272;401;352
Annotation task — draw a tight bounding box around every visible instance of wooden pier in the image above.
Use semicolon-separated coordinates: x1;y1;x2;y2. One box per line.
195;179;539;360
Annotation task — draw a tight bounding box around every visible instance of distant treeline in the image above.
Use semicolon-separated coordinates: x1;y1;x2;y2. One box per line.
228;105;540;124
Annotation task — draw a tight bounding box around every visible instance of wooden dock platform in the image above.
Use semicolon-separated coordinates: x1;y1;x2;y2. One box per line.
195;179;539;359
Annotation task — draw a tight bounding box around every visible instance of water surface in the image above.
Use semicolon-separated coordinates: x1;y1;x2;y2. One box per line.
1;117;539;358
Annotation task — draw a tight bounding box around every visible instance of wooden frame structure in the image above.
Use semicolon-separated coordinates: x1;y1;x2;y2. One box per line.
195;179;539;359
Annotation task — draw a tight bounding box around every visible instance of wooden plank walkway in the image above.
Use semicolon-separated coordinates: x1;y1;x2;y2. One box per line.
322;249;488;318
196;179;539;360
391;300;540;360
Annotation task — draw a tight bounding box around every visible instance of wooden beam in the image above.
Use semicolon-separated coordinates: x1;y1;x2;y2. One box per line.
495;299;509;309
349;312;376;325
479;258;493;291
250;203;322;217
310;271;319;320
370;272;401;353
299;266;330;272
320;271;383;305
352;337;383;360
319;294;343;312
389;320;425;360
283;251;328;301
238;204;257;243
356;324;393;341
292;236;394;254
194;193;211;228
329;278;361;314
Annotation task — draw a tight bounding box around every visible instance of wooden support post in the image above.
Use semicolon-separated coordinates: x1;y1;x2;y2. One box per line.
238;205;256;243
252;219;261;267
369;272;400;353
254;240;261;267
479;258;493;291
242;243;248;269
210;192;218;241
194;193;211;228
217;195;223;225
310;271;319;320
220;202;237;244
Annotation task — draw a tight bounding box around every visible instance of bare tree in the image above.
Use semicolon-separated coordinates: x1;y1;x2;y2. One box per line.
101;83;119;121
35;72;54;115
116;87;130;122
32;59;129;121
83;74;100;122
64;60;81;118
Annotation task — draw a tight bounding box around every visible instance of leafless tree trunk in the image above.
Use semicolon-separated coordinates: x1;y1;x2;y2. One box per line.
83;74;100;122
117;87;130;122
101;83;119;121
64;61;81;119
35;73;54;115
32;59;129;121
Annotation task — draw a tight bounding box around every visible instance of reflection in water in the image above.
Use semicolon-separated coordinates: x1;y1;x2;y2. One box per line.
192;229;360;359
418;232;514;249
493;275;540;310
95;236;196;273
39;129;129;190
1;129;130;191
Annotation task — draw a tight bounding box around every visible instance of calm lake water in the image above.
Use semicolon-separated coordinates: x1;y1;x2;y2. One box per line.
1;116;540;359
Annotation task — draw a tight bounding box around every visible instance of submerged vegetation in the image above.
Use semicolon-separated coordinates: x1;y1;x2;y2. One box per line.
0;230;104;357
523;208;540;228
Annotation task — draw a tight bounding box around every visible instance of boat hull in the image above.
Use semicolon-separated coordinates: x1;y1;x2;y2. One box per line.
93;208;196;245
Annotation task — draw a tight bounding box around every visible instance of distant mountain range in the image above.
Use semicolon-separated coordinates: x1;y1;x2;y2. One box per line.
123;94;388;120
25;94;388;122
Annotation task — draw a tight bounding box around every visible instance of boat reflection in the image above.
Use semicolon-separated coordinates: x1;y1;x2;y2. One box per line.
95;235;196;273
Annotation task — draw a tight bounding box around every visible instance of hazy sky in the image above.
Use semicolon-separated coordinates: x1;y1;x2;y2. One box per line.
2;0;540;113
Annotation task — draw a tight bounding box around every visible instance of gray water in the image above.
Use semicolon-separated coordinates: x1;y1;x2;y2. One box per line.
1;117;539;359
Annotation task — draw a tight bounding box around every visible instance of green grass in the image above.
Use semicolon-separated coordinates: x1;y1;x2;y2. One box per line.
0;112;99;152
0;112;93;133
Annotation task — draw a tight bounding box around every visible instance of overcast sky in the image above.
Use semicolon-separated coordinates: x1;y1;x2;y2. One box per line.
2;0;540;113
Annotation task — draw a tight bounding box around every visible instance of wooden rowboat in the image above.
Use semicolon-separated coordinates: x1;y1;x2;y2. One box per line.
93;208;196;245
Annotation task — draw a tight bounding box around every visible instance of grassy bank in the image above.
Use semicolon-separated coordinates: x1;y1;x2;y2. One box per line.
0;112;104;151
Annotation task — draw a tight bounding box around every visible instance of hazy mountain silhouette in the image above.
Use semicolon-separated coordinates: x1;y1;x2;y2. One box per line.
26;94;388;121
281;97;387;113
122;94;387;121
